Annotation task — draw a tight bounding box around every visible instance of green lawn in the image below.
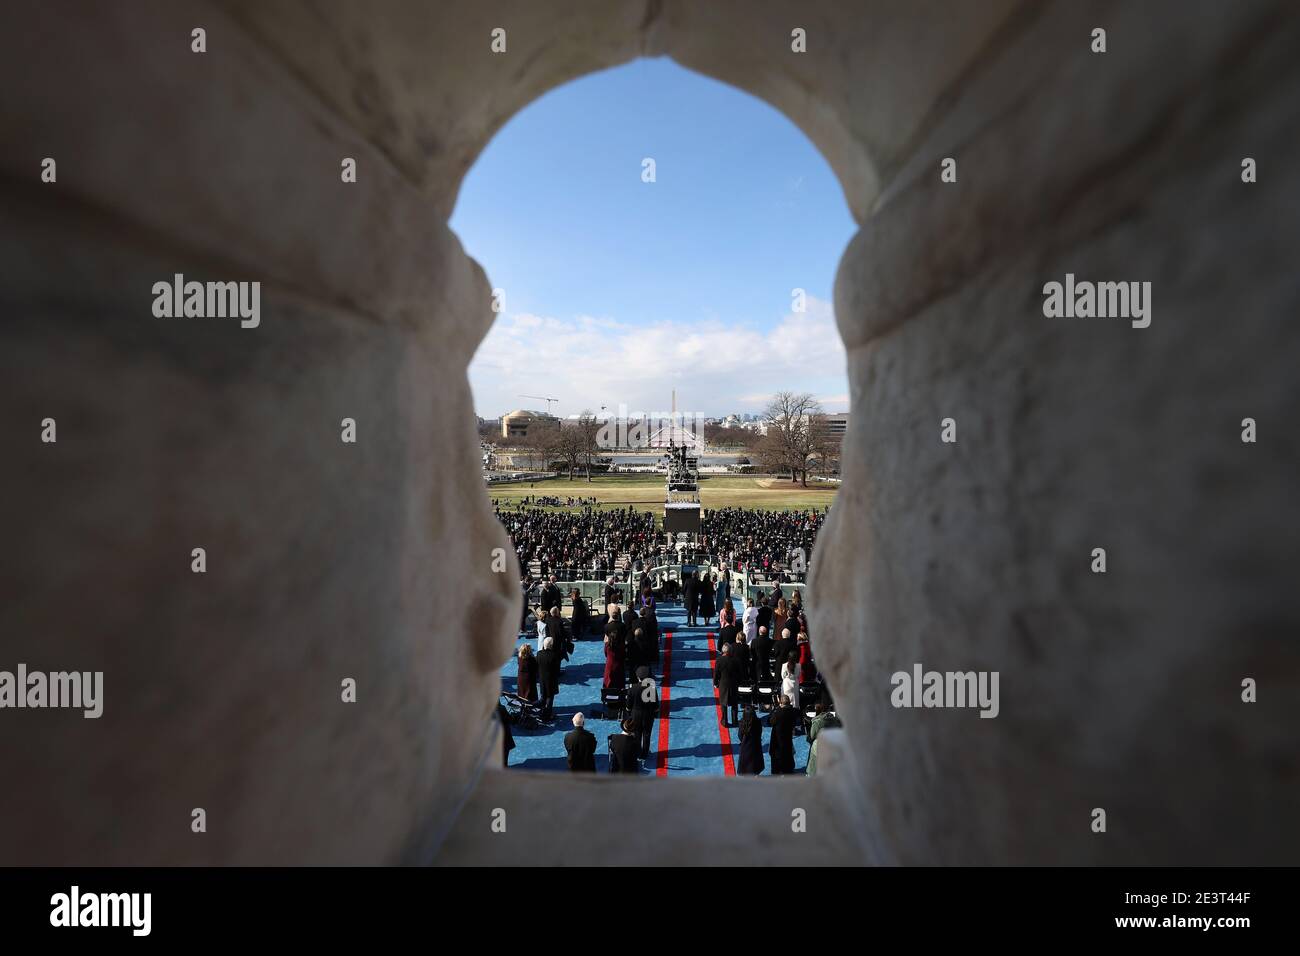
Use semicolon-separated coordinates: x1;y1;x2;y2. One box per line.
487;474;836;513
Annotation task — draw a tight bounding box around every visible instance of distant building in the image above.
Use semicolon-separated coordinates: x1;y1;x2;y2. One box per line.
823;412;850;440
501;408;560;440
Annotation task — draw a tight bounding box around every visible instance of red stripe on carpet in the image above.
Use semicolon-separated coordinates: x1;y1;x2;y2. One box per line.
707;633;737;776
655;631;673;776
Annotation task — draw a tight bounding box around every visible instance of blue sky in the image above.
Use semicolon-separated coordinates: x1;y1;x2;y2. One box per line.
451;57;856;419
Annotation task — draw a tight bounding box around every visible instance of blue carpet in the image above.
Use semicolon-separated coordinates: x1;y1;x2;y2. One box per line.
501;601;810;775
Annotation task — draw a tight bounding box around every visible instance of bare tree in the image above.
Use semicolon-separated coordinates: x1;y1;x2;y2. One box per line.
551;423;586;480
753;432;791;476
517;428;560;472
807;413;838;479
762;392;826;486
576;411;602;482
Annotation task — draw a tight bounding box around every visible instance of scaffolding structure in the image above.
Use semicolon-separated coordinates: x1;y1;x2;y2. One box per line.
662;442;702;535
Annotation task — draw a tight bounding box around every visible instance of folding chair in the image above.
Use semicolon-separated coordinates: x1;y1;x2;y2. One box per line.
800;681;822;718
500;692;548;730
737;681;755;712
598;686;627;723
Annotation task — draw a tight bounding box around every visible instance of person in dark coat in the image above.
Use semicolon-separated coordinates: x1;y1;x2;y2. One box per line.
606;603;626;644
608;718;641;773
639;606;660;642
564;712;597;771
633;626;656;675
698;574;716;626
737;706;764;776
640;606;661;665
570;589;589;640
540;576;563;615
756;595;773;635
498;702;516;767
522;605;540;642
732;633;752;677
712;641;742;726
516;643;538;701
548;606;570;661
624;620;643;674
772;628;795;678
684;571;700;627
751;626;773;685
717;622;738;648
520;576;533;631
626;664;658;758
768;695;798;775
536;637;561;720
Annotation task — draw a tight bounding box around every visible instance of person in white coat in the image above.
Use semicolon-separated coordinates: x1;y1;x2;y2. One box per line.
781;658;801;714
742;596;759;643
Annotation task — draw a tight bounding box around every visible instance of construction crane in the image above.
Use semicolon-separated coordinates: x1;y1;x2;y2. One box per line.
519;394;559;415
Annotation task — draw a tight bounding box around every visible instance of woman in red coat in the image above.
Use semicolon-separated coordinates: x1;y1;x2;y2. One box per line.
798;633;816;684
516;643;539;701
603;626;626;688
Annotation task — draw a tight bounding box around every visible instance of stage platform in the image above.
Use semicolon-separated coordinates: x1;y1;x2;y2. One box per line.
501;601;811;775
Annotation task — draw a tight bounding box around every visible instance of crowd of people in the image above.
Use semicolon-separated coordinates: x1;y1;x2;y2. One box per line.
495;504;659;579
493;494;600;509
495;499;838;776
496;503;829;582
699;506;827;574
506;572;837;777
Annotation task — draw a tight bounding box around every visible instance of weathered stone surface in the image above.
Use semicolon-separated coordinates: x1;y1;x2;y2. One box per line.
823;0;1300;864
0;0;1295;865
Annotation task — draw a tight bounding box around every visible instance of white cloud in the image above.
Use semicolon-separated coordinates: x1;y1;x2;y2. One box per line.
470;296;848;417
